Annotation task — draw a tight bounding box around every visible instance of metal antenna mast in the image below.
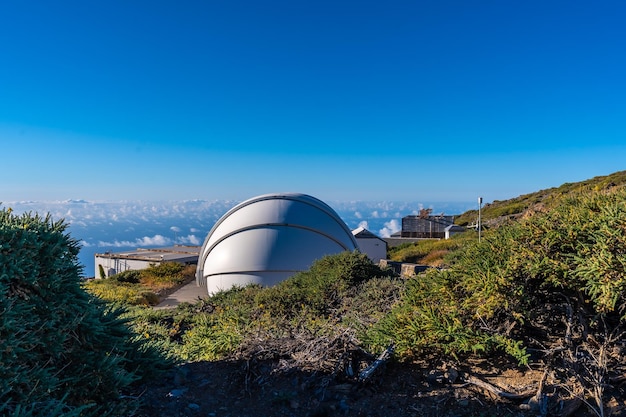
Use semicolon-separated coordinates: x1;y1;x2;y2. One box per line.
478;196;483;242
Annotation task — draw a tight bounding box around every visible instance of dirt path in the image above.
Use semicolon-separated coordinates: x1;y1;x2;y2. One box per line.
154;279;206;309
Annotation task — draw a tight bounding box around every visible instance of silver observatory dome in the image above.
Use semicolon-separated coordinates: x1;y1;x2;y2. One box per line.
196;193;358;294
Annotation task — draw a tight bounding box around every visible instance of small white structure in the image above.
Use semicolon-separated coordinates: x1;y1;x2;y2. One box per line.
196;193;358;295
352;227;387;263
444;224;466;239
94;245;199;278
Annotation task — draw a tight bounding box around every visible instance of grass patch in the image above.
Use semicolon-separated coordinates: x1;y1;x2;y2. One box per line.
388;233;473;265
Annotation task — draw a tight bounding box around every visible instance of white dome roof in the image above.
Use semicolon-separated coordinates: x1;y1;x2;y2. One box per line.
196;193;358;294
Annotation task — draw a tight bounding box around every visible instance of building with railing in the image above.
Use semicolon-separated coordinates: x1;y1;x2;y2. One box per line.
400;214;455;239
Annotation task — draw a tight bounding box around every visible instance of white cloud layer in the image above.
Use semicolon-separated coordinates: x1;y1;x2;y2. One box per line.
97;234;201;248
379;219;401;238
98;234;171;248
179;234;201;245
4;199;474;276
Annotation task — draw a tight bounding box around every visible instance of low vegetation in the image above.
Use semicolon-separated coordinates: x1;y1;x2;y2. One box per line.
387;232;473;266
126;251;403;363
3;171;626;416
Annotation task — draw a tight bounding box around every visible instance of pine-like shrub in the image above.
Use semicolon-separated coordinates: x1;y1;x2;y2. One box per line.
0;208;169;416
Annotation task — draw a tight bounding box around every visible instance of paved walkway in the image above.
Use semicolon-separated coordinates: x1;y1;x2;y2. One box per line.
154;280;207;309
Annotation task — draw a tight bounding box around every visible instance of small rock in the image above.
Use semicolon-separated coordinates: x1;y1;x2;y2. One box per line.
445;368;459;384
198;378;211;387
167;388;188;398
174;368;189;385
187;403;200;410
338;399;350;412
427;369;445;384
329;383;352;394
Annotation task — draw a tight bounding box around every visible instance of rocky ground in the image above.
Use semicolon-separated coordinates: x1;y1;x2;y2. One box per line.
133;351;625;417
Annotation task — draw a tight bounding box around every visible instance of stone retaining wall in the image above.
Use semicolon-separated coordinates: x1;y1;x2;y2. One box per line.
378;259;431;277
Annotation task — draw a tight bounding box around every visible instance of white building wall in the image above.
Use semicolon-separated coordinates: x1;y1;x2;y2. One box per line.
356;237;387;263
94;256;153;278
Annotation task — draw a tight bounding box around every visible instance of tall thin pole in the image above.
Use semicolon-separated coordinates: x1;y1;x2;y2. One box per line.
478;197;483;242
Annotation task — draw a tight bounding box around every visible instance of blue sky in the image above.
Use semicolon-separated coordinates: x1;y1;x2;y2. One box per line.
2;0;625;204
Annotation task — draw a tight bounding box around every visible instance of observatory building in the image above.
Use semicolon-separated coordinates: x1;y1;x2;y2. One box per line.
196;193;358;294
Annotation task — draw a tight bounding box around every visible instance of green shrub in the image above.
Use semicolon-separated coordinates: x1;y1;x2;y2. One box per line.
178;306;248;361
340;276;404;336
140;262;189;286
0;208;170;416
366;188;626;366
515;189;626;316
363;269;503;360
111;269;142;283
255;251;383;319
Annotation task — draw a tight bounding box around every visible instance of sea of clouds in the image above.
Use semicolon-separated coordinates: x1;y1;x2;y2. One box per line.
5;199;474;277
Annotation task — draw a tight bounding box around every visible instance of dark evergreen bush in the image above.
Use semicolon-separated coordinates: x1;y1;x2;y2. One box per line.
111;269;142;283
0;208;168;416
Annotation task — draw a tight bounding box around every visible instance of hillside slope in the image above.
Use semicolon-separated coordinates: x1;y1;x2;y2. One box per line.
455;170;626;227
